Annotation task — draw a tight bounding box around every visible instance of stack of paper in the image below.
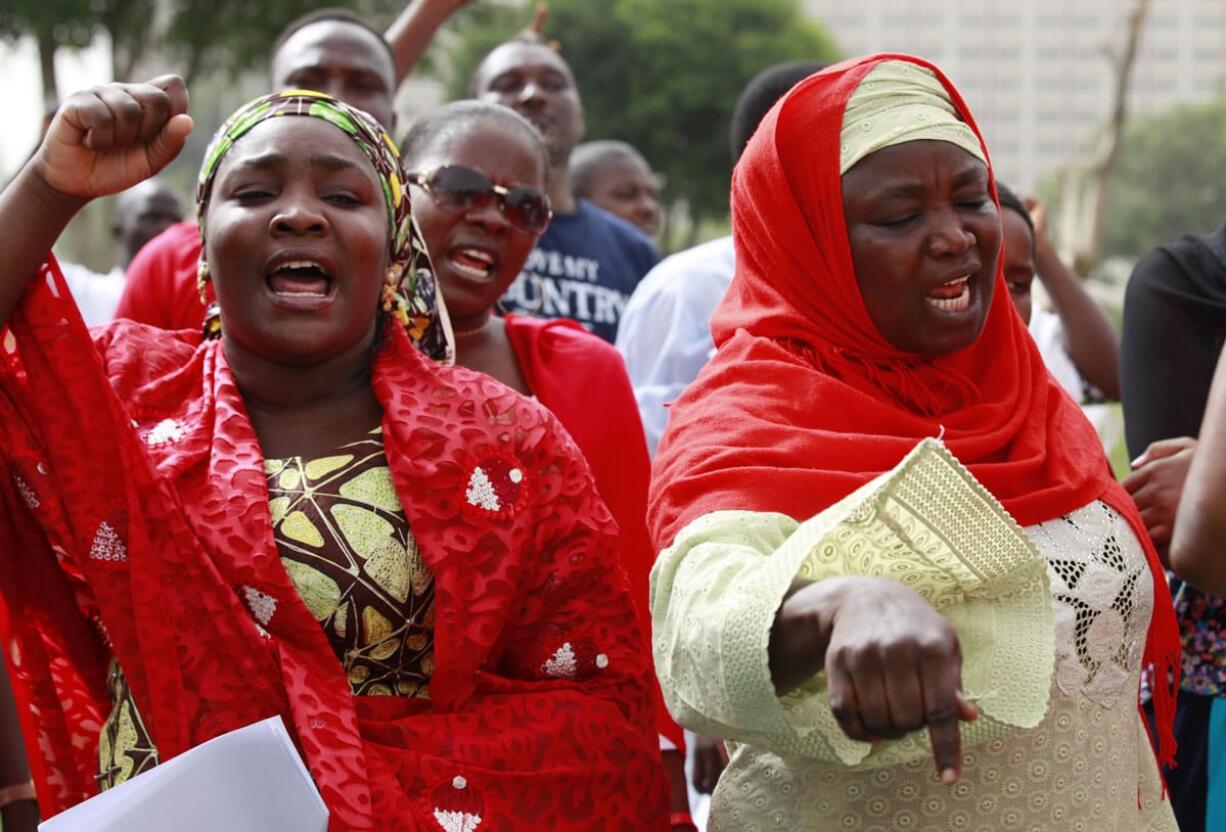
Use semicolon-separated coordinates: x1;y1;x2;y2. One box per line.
40;716;328;831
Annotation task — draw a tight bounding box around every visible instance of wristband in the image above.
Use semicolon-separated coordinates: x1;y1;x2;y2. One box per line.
0;779;36;809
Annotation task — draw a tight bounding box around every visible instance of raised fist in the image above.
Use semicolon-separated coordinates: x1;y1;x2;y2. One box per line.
33;75;192;200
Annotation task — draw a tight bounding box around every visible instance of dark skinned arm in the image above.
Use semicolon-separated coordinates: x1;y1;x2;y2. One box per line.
768;575;978;784
1170;344;1226;592
0;668;37;832
0;77;191;328
384;0;474;85
1028;198;1121;399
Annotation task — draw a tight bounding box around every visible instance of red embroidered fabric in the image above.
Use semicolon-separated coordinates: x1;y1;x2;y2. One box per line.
503;314;684;751
0;257;669;830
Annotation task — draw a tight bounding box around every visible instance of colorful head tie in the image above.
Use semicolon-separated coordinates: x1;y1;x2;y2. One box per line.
196;89;453;363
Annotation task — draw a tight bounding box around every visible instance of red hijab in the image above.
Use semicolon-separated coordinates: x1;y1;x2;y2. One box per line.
648;53;1179;766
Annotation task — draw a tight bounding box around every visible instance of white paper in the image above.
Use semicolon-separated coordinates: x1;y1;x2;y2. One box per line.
41;716;328;832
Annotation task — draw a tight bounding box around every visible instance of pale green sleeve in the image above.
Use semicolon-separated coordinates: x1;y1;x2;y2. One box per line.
648;439;1054;768
649;510;804;742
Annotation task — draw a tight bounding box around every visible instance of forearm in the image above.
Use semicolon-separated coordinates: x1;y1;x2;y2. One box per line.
384;1;457;84
1035;242;1120;398
1171;345;1226;592
0;668;30;788
0;164;86;326
767;578;840;695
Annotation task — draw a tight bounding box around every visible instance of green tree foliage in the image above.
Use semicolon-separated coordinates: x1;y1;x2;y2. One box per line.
444;0;839;225
1;0;409;94
0;0;100;101
1102;96;1226;259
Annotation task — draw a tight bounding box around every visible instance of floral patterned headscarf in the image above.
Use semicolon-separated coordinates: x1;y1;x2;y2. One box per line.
196;89;453;364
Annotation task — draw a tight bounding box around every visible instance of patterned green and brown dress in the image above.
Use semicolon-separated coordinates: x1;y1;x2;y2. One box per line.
98;428;434;789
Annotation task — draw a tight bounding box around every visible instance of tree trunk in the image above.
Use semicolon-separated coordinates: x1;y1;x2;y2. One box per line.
1078;0;1151;275
36;27;59;109
1053;0;1151;275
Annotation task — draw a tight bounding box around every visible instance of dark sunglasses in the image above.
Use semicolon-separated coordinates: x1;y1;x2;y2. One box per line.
406;165;552;235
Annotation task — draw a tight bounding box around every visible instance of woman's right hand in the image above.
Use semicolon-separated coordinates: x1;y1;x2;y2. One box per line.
769;575;978;783
31;76;192;201
1123;436;1197;562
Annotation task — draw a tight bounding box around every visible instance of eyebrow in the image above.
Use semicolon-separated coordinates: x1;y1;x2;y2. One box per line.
870;161;988;201
491;65;570;85
226;152;364;174
286;62;387;83
309;153;365;173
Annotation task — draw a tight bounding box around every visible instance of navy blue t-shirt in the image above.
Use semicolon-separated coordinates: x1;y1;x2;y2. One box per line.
499;199;659;343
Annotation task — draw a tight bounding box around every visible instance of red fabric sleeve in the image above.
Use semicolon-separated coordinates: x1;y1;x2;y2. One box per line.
503;315;685;750
113;222;210;330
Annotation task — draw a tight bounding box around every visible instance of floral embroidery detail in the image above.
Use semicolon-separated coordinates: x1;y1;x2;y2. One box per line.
89;522;127;563
242;586;277;628
543;642;578;679
13;474;38;510
431;774;484;832
144;418;184;448
465;467;500;512
433;810;482;832
595;653;609;670
460;456;529;521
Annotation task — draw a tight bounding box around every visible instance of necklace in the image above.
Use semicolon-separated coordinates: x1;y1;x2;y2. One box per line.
452;317;492;338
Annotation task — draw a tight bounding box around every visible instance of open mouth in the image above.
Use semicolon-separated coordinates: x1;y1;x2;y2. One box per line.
446;246;498;283
266;259;333;299
926;275;971;312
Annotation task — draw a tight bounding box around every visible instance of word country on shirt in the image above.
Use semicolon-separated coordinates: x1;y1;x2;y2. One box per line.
502;254;629;331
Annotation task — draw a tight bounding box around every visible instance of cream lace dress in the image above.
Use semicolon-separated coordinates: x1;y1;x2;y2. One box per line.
651;443;1176;831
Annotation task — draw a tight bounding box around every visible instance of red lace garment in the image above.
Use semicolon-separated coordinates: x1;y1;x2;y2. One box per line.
0;257;669;830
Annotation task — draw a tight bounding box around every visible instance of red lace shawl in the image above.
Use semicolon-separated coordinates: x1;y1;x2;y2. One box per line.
503;314;683;750
648;54;1179;767
0;258;668;829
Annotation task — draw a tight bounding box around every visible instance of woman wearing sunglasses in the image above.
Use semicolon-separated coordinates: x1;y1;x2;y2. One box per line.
0;81;670;828
402;101;696;829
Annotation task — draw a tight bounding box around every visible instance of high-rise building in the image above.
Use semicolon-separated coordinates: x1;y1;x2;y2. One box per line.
805;0;1226;190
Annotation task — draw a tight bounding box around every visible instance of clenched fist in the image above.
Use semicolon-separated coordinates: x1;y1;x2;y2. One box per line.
32;76;192;200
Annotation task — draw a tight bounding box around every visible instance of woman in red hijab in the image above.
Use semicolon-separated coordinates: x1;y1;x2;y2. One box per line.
649;55;1179;830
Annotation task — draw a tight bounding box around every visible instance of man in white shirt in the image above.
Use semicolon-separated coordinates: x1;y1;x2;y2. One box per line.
617;61;824;453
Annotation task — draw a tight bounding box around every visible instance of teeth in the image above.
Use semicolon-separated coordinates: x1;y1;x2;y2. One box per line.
929;283;971;311
458;248;495;266
450;260;492;281
273;260;328;274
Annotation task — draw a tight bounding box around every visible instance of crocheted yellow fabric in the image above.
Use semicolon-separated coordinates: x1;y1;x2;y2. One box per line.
651;438;1177;830
651;438;1051;767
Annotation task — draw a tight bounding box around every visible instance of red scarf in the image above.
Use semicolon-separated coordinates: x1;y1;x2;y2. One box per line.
503;314;684;750
648;54;1179;767
0;258;668;829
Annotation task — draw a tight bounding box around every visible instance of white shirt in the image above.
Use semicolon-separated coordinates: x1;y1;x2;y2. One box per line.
1029;307;1120;449
58;261;125;327
615;236;736;454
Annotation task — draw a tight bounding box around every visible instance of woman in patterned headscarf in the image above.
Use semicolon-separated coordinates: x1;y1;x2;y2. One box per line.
0;78;668;829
